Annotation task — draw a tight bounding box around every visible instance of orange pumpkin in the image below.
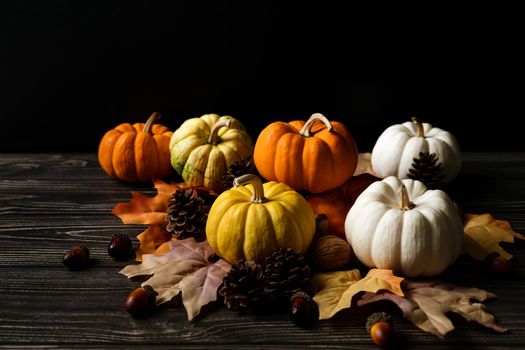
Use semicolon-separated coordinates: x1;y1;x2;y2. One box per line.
98;112;173;182
254;113;359;193
307;173;379;238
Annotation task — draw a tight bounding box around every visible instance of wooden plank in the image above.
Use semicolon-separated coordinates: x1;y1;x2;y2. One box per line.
0;153;524;349
1;268;524;348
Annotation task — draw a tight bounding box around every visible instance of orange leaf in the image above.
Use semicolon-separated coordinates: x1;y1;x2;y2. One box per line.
135;224;172;261
112;180;184;261
112;180;181;225
313;268;404;320
463;213;525;260
154;238;179;256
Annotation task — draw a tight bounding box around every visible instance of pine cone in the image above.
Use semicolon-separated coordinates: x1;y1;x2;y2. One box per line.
165;187;217;240
264;248;312;302
408;152;445;189
220;260;265;312
221;158;258;191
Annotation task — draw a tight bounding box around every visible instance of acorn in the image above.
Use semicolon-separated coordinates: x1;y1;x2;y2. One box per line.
485;253;513;274
63;245;90;269
108;233;133;260
366;312;393;348
289;291;318;327
125;285;157;317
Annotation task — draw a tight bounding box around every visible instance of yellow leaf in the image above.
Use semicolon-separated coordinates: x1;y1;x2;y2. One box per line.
313;268;404;320
464;213;525;260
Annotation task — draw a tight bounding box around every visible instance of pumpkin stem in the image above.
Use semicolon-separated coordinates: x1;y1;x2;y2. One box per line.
233;174;268;204
397;184;415;211
143;112;161;133
411;117;425;137
299;113;334;137
208;119;232;145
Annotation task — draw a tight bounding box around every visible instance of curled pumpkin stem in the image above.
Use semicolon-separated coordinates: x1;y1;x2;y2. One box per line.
208;119;232;145
411;117;425;137
397;184;415;211
233;174;268;204
299;113;334;137
143;112;161;133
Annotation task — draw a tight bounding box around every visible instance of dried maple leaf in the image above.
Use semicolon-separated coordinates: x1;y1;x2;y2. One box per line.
358;280;508;338
120;238;231;321
112;180;182;260
463;213;525;260
112;180;181;225
312;268;404;320
134;225;173;261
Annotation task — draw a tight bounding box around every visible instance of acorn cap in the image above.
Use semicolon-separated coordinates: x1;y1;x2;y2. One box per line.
290;291;312;301
142;285;157;307
366;312;393;333
111;232;131;241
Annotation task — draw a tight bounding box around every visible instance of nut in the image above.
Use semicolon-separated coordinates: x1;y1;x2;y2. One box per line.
485;253;513;274
366;312;393;348
125;286;156;317
108;233;133;260
310;235;352;270
63;246;90;269
289;291;318;327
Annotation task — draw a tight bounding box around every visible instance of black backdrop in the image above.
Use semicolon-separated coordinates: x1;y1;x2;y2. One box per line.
0;1;521;152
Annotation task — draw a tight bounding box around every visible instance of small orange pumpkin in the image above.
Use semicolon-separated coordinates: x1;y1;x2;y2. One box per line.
307;173;379;238
98;112;173;182
254;113;359;193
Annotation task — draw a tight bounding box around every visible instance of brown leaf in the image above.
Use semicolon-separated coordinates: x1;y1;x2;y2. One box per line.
112;180;183;260
358;280;508;338
464;213;525;260
120;238;231;321
353;153;377;177
312;268;404;319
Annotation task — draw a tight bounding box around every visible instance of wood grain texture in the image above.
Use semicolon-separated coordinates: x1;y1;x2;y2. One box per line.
0;153;524;349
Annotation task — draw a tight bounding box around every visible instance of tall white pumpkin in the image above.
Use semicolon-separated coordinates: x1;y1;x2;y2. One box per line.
371;118;461;183
345;176;464;277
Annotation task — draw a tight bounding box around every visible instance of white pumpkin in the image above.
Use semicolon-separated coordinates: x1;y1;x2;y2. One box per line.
345;176;463;277
371;118;461;183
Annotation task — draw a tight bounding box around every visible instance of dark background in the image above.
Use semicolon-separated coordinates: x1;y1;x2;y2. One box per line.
0;1;522;152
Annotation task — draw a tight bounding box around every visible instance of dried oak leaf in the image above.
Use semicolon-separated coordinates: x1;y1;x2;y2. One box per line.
464;213;525;260
358;280;508;338
112;180;182;261
312;268;404;320
120;238;231;321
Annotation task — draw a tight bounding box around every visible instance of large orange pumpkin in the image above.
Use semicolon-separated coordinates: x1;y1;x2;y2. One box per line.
254;113;359;193
98;112;173;182
307;173;379;238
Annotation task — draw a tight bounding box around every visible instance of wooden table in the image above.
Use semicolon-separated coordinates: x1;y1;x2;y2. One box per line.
1;153;524;349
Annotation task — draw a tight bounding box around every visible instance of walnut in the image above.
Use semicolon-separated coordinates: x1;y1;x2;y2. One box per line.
310;235;352;271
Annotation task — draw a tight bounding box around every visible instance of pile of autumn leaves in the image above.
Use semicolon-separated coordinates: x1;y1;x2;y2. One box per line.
112;161;523;338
